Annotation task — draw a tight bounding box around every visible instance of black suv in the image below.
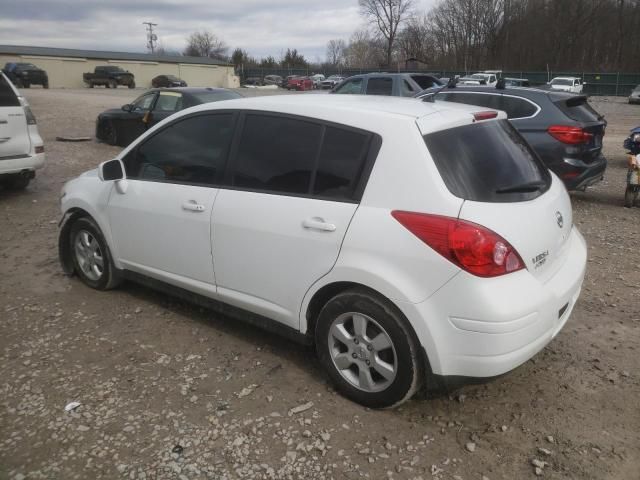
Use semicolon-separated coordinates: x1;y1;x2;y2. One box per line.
416;85;607;191
2;62;49;88
331;73;443;97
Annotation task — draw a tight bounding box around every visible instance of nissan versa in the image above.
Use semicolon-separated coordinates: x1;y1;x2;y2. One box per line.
58;95;587;408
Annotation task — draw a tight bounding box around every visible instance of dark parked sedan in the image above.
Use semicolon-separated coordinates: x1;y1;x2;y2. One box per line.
151;75;187;88
96;87;241;146
416;85;607;191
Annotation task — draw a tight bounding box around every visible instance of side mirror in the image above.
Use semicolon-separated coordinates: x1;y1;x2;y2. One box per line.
121;104;133;112
99;159;124;182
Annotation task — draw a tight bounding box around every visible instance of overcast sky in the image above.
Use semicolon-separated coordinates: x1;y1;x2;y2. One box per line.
0;0;437;61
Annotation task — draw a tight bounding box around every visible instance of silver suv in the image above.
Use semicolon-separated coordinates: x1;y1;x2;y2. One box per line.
0;72;44;189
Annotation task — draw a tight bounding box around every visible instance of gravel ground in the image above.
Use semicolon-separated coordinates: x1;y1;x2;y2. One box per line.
1;88;639;480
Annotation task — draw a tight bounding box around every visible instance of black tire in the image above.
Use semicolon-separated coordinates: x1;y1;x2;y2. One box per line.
6;174;30;190
128;81;135;89
315;289;423;408
624;186;635;208
23;82;30;88
101;120;118;146
109;80;118;89
43;81;49;89
68;217;121;290
88;83;94;88
15;78;24;88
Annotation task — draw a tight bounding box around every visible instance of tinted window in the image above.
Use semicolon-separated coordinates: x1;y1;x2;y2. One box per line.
424;120;550;203
334;78;363;94
233;115;322;194
411;75;440;89
439;92;501;110
555;96;602;123
190;90;242;104
125;114;234;185
0;74;20;107
501;96;537;119
366;77;393;96
401;80;417;96
314;127;370;200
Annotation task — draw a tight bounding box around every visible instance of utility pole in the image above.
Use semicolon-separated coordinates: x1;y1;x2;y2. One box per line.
143;22;158;54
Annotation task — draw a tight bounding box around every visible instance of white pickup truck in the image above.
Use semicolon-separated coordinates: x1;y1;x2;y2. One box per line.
548;77;584;93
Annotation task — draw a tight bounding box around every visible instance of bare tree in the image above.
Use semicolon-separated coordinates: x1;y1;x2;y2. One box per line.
358;0;414;67
326;39;347;66
184;31;228;60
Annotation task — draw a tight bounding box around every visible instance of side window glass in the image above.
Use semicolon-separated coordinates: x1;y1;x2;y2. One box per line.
401;80;417;96
366;77;393;96
233;114;322;195
132;94;155;112
440;93;499;110
334;78;363;94
124;114;234;185
154;93;182;112
314;127;370;200
501;96;537;119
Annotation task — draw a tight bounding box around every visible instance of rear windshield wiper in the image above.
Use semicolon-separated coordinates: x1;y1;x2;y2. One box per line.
496;180;546;194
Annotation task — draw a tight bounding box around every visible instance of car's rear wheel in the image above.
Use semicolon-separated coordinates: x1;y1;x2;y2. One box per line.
3;172;31;190
315;289;422;408
69;217;121;290
128;81;135;89
43;81;49;89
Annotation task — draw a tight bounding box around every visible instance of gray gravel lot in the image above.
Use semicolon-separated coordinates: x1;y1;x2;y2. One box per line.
1;88;639;480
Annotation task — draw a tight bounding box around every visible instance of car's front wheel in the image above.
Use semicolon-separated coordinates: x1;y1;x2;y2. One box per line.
69;217;121;290
315;289;423;408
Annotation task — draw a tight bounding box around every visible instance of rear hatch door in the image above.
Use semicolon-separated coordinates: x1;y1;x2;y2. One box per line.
0;74;30;159
552;94;606;163
423;117;572;282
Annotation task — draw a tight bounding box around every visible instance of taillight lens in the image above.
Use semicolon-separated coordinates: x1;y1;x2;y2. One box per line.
391;211;525;277
548;125;592;144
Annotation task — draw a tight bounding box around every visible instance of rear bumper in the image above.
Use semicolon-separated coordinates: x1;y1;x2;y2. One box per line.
562;154;607;190
398;227;587;378
0;152;45;175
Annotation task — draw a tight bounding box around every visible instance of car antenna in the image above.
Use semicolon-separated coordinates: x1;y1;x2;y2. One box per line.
496;78;506;90
426;77;457;103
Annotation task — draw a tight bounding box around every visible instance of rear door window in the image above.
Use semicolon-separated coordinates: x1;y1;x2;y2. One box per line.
424;120;550;203
0;74;20;107
366;77;393;96
500;96;538;119
232;114;322;195
314;127;370;200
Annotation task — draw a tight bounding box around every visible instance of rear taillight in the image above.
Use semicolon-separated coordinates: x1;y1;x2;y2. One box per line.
548;125;592;144
391;211;525;277
473;111;498;121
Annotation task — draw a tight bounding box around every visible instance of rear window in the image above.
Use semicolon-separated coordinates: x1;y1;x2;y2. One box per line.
424;120;550;203
410;75;440;89
190;90;242;104
0;74;20;107
555;96;602;123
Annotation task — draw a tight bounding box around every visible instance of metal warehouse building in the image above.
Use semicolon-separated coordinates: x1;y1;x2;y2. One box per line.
0;45;239;89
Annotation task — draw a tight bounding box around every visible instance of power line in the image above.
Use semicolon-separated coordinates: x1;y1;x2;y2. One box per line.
143;22;158;54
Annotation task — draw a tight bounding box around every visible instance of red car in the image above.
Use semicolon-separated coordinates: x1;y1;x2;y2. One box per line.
287;76;313;91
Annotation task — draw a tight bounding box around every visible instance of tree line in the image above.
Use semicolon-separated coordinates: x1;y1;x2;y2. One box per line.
170;0;640;73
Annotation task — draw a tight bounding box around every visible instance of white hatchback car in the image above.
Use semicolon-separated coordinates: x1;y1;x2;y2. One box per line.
58;95;587;407
0;71;45;189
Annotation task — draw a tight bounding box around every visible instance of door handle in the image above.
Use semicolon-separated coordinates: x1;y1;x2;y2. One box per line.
0;137;10;143
182;200;206;212
302;217;336;232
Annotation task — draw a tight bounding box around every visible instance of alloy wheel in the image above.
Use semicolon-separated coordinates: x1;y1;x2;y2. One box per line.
73;230;104;281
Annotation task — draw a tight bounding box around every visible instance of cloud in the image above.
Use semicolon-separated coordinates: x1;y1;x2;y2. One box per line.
0;0;436;60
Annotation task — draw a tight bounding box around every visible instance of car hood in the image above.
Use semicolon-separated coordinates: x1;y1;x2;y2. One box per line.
99;108;129;118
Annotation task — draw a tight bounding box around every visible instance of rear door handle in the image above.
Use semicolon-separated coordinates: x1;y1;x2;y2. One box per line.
182;200;206;212
0;137;10;143
302;217;336;232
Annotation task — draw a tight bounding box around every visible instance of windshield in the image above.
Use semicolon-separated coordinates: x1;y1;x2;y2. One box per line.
191;90;242;103
17;63;38;70
470;74;488;80
551;79;573;86
424;120;550;202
